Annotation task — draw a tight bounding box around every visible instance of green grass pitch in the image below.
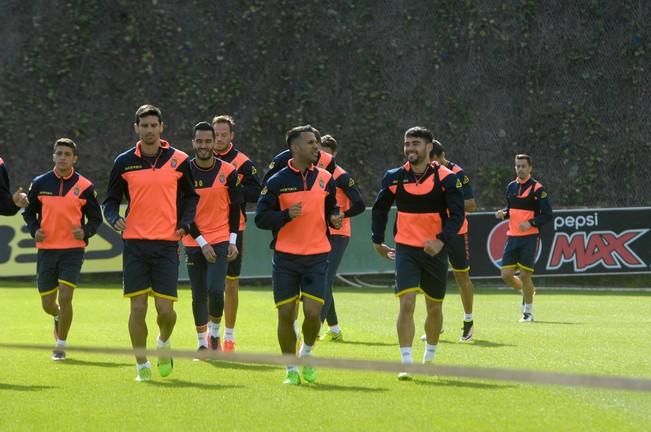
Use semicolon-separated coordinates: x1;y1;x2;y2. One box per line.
0;282;650;431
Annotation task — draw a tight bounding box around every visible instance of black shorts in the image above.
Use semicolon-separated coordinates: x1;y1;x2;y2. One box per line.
226;230;244;278
272;251;328;307
395;243;448;301
501;235;538;272
185;242;229;296
37;248;84;296
123;239;179;301
447;233;470;272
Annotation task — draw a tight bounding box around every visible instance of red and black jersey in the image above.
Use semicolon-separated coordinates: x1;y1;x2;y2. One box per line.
0;157;20;216
23;168;102;249
103;140;198;241
330;164;365;237
262;149;335;185
502;176;552;237
372;162;465;247
255;160;338;255
215;143;261;231
184;157;242;247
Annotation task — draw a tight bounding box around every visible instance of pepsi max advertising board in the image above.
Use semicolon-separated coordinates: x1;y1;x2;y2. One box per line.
468;207;651;277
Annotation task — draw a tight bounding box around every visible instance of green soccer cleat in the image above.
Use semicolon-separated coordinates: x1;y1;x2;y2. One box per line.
157;345;174;377
283;370;301;385
136;366;152;382
302;366;317;384
320;329;344;342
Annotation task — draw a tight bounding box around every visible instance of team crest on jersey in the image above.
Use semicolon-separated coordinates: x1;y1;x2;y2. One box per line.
73;187;80;196
319;179;325;188
219;174;226;184
349;178;355;187
171;158;178;168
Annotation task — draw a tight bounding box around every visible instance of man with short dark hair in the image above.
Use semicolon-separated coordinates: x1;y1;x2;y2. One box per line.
184;121;241;353
255;124;341;385
103;104;198;381
23;138;102;361
211;114;261;351
496;154;552;322
372;126;464;380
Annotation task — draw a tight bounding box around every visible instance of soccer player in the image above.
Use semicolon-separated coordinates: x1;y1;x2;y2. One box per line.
262;127;337;343
430;140;477;341
318;134;365;342
372;127;464;380
103;105;198;381
184;122;241;353
211;114;261;352
23;138;102;360
495;154;552;322
0;158;29;214
255;125;342;385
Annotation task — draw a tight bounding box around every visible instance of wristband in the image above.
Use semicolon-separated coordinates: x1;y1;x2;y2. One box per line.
195;235;208;248
229;233;238;245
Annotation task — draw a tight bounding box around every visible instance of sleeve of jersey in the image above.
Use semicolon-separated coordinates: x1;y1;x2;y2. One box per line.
502;184;511;219
0;164;19;216
458;169;474;200
325;176;340;227
439;173;465;243
532;186;553;228
254;179;291;231
241;160;262;203
371;171;395;245
81;185;103;242
102;160;126;226
227;170;242;233
339;173;365;218
23;179;41;237
176;159;199;234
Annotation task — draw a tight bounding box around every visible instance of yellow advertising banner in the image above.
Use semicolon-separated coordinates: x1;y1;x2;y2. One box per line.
0;214;123;277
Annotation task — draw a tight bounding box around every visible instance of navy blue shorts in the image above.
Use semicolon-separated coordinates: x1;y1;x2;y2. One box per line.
501;235;538;272
395;243;448;301
37;248;84;295
123;240;179;301
272;252;328;307
226;230;244;278
447;233;470;272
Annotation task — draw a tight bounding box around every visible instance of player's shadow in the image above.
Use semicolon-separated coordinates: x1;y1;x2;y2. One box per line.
61;358;132;368
302;383;388;393
415;378;517;390
205;360;279;372
528;321;581;325
337;340;395;347
0;383;57;392
438;339;515;348
143;379;243;390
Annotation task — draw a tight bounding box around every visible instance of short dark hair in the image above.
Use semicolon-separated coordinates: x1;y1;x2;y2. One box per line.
321;134;337;152
286;125;321;148
430;140;445;158
211;115;235;132
54;138;78;156
515;154;533;166
135;104;163;125
404;126;433;143
193;121;215;139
